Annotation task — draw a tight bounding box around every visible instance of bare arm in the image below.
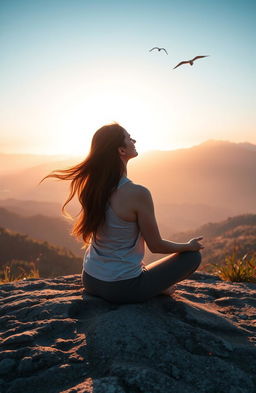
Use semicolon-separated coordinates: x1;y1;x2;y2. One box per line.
134;186;204;253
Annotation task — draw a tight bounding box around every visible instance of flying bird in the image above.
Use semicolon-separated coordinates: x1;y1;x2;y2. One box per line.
173;55;209;69
149;47;168;55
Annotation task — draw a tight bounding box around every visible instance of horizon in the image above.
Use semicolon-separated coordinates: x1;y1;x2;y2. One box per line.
1;0;256;155
1;137;255;157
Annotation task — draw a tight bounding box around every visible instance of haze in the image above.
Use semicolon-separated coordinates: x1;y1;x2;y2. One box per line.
1;140;255;236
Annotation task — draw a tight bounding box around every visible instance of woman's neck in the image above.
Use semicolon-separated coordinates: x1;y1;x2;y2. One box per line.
120;157;128;177
122;164;127;177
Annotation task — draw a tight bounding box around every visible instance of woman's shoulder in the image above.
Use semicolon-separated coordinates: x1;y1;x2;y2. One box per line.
126;181;151;200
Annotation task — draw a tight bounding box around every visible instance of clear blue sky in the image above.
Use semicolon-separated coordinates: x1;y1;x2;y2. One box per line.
1;0;255;154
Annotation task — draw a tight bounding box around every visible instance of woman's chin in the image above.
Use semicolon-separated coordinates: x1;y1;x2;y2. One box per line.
128;150;138;159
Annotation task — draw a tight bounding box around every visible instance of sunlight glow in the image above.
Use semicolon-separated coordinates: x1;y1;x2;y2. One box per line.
1;0;256;155
45;81;181;155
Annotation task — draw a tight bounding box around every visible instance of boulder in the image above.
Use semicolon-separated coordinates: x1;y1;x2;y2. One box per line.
0;272;255;393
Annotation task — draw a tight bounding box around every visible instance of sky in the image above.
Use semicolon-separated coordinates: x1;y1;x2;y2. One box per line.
0;0;255;155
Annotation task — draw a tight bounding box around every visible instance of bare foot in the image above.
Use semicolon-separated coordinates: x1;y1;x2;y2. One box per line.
161;285;177;296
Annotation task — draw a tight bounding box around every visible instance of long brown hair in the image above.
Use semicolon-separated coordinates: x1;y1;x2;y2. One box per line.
40;123;126;246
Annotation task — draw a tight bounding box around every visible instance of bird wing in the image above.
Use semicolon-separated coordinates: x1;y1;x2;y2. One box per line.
161;48;168;55
149;47;160;52
173;61;188;69
192;55;209;61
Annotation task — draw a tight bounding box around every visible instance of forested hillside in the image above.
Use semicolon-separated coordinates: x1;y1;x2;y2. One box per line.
0;207;84;256
0;227;83;279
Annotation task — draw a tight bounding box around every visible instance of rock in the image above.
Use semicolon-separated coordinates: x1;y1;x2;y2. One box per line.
0;273;255;393
17;357;33;374
0;359;16;375
1;330;38;346
61;377;125;393
17;348;63;375
92;377;126;393
110;363;175;393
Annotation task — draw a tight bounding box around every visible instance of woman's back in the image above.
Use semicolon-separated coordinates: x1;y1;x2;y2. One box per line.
83;176;145;281
109;177;138;223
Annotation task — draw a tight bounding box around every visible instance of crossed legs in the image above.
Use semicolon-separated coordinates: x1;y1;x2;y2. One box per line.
137;250;202;301
82;250;201;304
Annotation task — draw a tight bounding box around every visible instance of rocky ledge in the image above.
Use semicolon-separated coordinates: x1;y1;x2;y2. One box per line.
0;272;255;393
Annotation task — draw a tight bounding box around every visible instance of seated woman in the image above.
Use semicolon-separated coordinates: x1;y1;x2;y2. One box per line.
41;123;204;304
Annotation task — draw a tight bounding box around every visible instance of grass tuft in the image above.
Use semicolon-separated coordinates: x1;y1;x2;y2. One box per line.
211;243;256;283
0;260;40;284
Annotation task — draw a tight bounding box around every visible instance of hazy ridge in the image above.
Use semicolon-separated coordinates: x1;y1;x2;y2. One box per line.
1;213;255;279
0;207;83;256
1;139;255;214
144;214;256;269
1;139;255;278
0;227;82;278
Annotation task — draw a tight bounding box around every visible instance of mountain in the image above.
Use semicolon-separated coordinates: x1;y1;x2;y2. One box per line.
171;213;256;271
170;213;256;239
195;139;256;151
237;142;256;151
0;207;84;257
0;200;236;243
0;157;79;203
0;227;83;278
201;223;256;271
1;140;255;215
154;202;236;234
128;139;256;212
0;198;62;217
0;152;72;175
143;214;256;269
1;210;255;278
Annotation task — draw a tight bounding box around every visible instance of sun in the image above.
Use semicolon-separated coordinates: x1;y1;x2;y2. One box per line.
49;90;160;156
36;65;185;156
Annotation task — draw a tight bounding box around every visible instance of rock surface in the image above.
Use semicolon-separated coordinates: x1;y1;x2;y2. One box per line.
0;272;255;393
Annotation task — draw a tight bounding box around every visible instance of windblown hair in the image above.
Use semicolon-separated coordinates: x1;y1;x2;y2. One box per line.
39;123;126;246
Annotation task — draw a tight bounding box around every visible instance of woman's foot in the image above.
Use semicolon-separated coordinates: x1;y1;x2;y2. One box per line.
161;285;177;296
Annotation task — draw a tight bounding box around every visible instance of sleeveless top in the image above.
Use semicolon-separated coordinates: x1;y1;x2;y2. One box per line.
83;176;145;281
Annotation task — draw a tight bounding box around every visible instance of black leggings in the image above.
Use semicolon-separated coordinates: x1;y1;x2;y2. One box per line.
81;250;201;304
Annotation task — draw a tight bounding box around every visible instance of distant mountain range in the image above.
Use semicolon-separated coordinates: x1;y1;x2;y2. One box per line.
0;152;74;175
0;199;236;239
171;213;256;239
128;139;256;212
180;214;256;272
0;198;62;217
198;140;256;151
154;202;236;234
144;214;256;270
0;211;255;279
1;139;255;218
0;207;84;257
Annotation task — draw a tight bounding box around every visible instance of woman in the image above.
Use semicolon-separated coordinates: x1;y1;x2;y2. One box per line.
41;122;203;304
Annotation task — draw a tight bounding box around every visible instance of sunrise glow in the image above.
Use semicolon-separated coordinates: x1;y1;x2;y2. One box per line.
1;0;255;155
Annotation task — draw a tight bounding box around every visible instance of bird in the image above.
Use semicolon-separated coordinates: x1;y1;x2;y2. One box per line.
173;55;209;69
149;47;168;55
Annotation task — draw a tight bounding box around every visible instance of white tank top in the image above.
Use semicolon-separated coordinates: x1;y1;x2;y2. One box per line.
83;176;145;281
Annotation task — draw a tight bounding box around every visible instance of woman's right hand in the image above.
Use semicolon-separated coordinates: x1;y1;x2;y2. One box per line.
187;236;204;251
